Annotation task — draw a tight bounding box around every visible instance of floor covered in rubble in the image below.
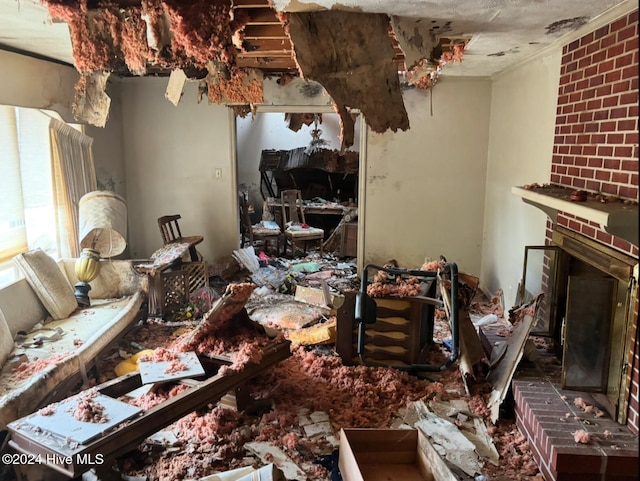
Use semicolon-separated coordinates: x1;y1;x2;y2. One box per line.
4;251;636;481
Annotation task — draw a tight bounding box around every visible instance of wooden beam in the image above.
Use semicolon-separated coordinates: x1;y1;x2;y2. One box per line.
241;38;292;52
7;341;292;478
233;0;271;6
236;56;298;70
243;24;288;39
241;8;281;24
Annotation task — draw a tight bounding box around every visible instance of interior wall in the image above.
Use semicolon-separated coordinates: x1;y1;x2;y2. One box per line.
85;79;127;200
0;50;77;122
120;78;236;263
236;111;359;214
481;49;561;308
363;78;491;275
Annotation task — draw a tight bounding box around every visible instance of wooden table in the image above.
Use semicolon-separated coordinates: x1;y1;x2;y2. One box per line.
266;200;349;217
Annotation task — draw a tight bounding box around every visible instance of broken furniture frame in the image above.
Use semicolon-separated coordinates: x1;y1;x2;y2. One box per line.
5;340;291;479
355;262;460;372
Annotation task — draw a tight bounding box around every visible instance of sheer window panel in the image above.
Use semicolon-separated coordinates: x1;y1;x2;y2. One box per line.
17;108;58;258
0;106;28;263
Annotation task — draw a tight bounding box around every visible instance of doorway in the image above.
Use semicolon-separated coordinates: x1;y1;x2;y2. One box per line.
232;107;366;264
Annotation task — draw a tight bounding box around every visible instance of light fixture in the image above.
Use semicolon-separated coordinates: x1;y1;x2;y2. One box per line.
74;191;127;306
304;114;329;155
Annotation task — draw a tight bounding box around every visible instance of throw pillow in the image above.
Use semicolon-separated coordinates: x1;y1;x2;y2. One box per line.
0;308;13;368
13;249;78;320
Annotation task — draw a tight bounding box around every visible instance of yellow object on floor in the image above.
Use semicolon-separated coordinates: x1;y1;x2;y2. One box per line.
288;319;336;346
114;349;156;377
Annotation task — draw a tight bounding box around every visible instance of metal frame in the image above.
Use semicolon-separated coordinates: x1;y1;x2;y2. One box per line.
355;262;460;372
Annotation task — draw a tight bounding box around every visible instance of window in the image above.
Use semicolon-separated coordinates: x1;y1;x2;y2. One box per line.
0;106;59;286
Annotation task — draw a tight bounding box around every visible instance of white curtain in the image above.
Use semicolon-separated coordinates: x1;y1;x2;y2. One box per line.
0;106;28;263
50;119;97;258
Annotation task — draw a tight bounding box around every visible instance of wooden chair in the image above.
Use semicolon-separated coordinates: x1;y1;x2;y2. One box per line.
157;214;204;262
280;189;324;257
239;192;282;255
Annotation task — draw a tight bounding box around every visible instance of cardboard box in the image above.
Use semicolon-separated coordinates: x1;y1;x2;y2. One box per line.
338;428;459;481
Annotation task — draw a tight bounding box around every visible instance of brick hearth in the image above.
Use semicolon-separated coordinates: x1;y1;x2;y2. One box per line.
480;326;639;481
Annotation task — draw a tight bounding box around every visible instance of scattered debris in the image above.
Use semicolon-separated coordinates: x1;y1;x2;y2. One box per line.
403;400;483;476
71;389;109;424
573;429;591;444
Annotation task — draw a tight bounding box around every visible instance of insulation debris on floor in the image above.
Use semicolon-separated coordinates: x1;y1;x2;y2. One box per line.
3;255;547;481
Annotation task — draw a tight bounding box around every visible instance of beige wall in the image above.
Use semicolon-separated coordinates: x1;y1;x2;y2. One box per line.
0;50;77;121
363;79;491;275
85;79;126;200
481;50;561;307
120;78;236;262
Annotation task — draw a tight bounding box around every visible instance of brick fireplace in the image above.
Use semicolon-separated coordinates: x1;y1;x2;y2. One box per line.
509;8;639;481
550;8;638;434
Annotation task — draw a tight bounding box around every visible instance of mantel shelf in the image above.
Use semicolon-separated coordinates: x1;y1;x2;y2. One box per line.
512;185;639;247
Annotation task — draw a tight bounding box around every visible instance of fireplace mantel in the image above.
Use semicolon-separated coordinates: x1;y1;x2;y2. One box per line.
512;185;639;246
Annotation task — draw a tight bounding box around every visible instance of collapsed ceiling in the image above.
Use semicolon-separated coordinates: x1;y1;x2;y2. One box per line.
42;0;462;147
1;0;629;148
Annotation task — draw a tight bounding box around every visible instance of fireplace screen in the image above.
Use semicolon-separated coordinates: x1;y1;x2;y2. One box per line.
562;275;615;391
518;246;561;337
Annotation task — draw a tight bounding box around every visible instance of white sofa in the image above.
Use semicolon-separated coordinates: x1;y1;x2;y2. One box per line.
0;253;147;431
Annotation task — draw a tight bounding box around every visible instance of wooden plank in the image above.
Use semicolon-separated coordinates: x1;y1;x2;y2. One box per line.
236;56;297;70
241;38;293;51
233;0;271;7
236;49;292;58
7;341;292;478
335;292;357;365
242;8;281;24
243;24;287;39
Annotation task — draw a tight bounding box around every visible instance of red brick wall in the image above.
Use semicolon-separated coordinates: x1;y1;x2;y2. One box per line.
551;10;639;433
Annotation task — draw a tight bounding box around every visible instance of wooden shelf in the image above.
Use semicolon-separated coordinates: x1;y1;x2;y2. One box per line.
512;185;638;246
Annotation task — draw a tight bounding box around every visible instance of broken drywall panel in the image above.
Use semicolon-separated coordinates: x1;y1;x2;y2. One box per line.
458;307;487;392
427;399;500;467
390;16;437;71
262;77;331;107
487;313;536;423
408;401;483;477
285;10;409;150
466;417;500;466
165;68;187;106
72;72;111;127
244;442;306;481
200;464;286;481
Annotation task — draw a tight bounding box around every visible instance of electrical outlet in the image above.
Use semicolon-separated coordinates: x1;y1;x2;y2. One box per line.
215;168;222;179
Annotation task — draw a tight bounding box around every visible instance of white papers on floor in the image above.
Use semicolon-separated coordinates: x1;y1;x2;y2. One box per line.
402;400;498;477
244;442;306;481
199;464;286;481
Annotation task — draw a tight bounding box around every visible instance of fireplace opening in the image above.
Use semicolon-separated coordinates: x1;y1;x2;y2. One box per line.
562;258;615;392
519;226;638;423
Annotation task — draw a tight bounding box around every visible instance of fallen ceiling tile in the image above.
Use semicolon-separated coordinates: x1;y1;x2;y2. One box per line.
72;72;111;127
165;68;187;106
284;10;409;149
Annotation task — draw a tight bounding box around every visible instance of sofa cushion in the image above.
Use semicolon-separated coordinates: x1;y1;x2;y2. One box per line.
0;291;144;430
13;249;78;320
0;308;13;368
